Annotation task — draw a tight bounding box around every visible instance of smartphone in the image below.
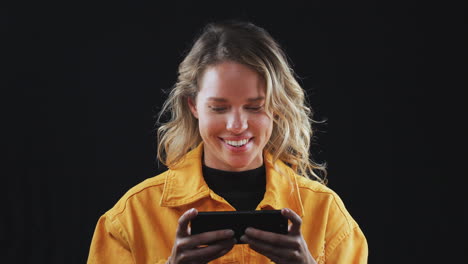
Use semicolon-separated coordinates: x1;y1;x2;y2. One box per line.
190;210;288;244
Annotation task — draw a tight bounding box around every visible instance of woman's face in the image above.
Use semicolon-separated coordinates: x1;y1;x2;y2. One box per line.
188;61;273;171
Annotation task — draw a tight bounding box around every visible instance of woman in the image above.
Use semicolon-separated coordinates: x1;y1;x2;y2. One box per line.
88;21;368;264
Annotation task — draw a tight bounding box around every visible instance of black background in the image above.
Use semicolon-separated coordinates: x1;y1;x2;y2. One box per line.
4;2;466;263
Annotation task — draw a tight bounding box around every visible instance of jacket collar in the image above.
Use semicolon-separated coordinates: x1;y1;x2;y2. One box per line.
160;143;305;217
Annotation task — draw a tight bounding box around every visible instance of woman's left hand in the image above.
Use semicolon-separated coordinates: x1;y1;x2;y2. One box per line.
240;208;317;264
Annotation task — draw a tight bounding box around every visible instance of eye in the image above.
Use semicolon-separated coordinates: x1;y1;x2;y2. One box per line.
246;105;264;112
208;106;227;113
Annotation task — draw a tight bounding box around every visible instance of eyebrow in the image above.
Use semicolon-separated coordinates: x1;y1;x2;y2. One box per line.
207;96;265;102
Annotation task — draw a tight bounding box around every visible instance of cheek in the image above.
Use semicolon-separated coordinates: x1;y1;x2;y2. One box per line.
198;115;223;135
251;115;273;137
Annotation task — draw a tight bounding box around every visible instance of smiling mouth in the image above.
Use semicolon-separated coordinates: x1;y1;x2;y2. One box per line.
223;138;249;147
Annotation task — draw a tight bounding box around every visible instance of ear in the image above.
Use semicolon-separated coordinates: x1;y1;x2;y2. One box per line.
187;96;199;119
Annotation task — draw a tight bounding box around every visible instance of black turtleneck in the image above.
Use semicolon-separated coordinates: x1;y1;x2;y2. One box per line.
202;164;266;211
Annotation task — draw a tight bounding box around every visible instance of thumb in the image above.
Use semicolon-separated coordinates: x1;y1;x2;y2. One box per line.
282;208;302;236
176;208;198;237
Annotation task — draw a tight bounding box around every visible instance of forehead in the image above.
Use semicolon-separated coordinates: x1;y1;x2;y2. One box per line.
198;61;265;100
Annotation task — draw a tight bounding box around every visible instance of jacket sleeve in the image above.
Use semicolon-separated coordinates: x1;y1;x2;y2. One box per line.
325;225;368;263
87;213;136;264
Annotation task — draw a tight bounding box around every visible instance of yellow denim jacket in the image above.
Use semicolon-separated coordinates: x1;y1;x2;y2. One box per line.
88;144;368;263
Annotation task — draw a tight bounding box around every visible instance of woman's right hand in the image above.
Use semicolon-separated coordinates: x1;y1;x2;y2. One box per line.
167;208;236;264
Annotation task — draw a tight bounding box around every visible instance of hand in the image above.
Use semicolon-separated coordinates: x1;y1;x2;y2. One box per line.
240;208;317;264
167;208;236;264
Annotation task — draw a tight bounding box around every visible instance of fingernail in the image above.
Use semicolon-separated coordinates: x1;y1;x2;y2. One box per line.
245;227;252;234
240;235;246;242
225;230;234;236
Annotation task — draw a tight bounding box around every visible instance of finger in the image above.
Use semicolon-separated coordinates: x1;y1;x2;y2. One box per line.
281;208;302;236
179;237;236;263
184;229;235;249
241;234;298;262
195;237;236;262
243;227;299;249
176;208;198;237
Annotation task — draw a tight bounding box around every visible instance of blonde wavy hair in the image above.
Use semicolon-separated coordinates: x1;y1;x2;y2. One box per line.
157;21;327;183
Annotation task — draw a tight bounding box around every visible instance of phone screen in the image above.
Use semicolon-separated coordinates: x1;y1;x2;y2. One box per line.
190;210;288;244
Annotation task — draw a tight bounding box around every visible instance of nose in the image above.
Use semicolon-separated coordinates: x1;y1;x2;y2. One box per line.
226;110;248;134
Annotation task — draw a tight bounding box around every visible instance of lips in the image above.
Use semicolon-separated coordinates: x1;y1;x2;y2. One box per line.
224;139;248;147
221;137;252;148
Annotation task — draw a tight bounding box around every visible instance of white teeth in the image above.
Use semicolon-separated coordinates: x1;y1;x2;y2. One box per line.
225;139;249;147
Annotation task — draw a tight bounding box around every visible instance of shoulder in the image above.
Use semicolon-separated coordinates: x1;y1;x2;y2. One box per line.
295;175;358;230
295;174;332;194
294;174;341;203
294;175;367;259
105;171;169;219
